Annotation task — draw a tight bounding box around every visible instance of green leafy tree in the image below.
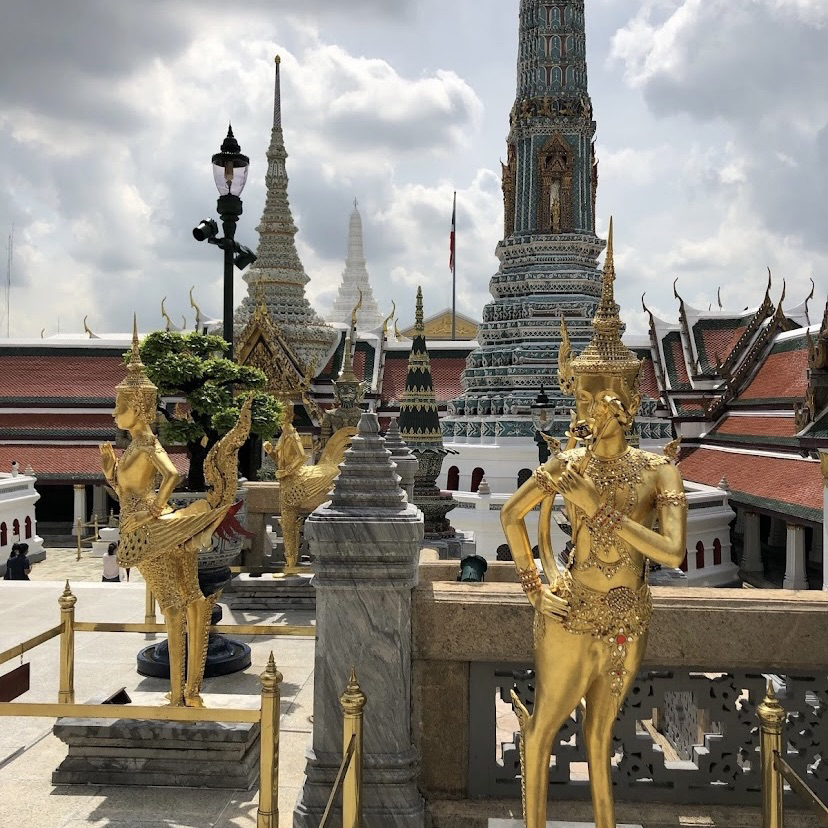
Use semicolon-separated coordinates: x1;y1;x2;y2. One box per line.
132;331;282;491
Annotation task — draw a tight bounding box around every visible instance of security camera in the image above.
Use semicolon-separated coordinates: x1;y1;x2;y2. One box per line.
192;219;219;242
233;244;257;270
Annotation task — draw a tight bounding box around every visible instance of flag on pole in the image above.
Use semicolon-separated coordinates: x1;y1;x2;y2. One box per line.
449;193;456;273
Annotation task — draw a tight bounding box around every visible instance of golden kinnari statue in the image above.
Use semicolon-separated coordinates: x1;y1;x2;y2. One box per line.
263;401;355;572
100;319;252;707
501;219;688;828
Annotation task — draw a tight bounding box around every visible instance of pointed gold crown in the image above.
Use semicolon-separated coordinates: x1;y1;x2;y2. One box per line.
115;316;158;424
559;219;641;391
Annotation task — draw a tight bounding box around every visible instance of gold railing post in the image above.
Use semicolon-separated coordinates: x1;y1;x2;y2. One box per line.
257;652;283;828
341;668;366;828
144;583;156;625
758;680;785;828
76;519;82;560
58;581;77;704
93;514;99;541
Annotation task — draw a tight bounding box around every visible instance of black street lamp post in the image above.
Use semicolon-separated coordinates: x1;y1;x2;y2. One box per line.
192;125;256;359
530;385;556;464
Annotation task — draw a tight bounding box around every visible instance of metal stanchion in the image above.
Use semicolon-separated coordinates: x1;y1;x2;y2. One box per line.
341;668;366;828
256;652;282;828
58;581;77;704
758;680;785;828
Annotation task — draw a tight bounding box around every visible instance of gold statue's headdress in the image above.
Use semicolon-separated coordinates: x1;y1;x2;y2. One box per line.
115;316;158;425
558;218;641;391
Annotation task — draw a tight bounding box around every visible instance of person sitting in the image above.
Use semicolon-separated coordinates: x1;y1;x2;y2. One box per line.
6;543;32;580
102;542;120;583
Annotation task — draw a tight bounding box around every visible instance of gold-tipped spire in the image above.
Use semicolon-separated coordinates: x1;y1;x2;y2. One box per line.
559;219;641;387
350;288;363;332
382;301;396;337
115;316;158;424
415;286;424;332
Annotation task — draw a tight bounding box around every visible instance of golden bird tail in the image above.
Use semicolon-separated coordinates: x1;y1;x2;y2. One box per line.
318;426;357;467
205;394;254;509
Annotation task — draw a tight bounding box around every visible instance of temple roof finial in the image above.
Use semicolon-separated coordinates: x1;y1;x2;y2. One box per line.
415;286;424;332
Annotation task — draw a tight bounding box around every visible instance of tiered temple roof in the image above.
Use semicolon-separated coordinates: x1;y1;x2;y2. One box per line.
327;201;384;331
233;56;337;372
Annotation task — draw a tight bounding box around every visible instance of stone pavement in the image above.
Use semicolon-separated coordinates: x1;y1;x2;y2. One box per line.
0;549;316;828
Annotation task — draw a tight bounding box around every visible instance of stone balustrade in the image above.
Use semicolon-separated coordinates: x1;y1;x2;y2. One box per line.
412;568;828;828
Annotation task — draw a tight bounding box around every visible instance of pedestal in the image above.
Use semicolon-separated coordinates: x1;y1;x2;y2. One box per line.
230;570;315;611
52;691;260;788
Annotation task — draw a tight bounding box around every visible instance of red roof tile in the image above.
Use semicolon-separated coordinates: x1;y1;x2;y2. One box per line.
0;413;115;432
0;356;125;400
639;355;659;399
381;357;408;404
0;444;189;480
669;337;691;388
711;415;798;438
430;356;467;402
701;325;746;369
678;447;822;515
740;349;809;400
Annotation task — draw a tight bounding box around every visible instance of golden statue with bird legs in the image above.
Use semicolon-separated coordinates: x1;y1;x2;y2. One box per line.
100;319;252;708
500;219;688;828
264;401;356;572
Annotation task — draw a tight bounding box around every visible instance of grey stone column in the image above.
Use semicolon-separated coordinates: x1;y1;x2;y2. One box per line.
741;511;763;574
783;523;809;590
71;484;87;536
769;516;787;548
91;485;107;521
383;418;418;503
294;413;425;828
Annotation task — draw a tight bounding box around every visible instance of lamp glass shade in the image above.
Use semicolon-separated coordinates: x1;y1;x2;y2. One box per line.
530;388;555;433
212;161;249;196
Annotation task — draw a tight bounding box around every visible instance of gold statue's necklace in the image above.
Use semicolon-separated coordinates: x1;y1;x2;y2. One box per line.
571;448;658;579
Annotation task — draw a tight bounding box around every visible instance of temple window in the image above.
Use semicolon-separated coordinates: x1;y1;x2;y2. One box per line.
0;523;6;547
12;519;19;538
446;466;460;492
713;538;722;566
471;468;485;492
517;469;532;488
695;541;705;570
25;516;32;539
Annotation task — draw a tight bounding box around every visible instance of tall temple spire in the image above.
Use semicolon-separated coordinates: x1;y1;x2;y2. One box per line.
234;55;337;370
328;200;384;330
443;0;605;443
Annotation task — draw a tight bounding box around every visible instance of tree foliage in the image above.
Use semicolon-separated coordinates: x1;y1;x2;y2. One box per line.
132;331;283;490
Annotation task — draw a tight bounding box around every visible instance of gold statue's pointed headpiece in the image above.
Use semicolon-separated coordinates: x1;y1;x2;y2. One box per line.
559;218;641;390
115;316;158;424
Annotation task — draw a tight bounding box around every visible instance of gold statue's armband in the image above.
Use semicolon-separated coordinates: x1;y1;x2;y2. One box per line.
517;565;543;595
656;490;687;508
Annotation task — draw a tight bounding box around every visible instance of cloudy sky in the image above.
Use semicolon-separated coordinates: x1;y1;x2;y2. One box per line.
1;0;826;340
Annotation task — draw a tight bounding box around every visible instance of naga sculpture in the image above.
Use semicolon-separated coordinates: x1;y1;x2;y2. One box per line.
100;320;252;708
264;401;356;571
500;220;688;828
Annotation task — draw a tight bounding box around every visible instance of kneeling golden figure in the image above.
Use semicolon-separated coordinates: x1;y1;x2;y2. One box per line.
500;222;688;828
100;320;252;707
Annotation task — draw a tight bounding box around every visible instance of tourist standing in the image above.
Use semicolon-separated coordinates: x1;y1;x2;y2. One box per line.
102;542;120;582
6;543;32;580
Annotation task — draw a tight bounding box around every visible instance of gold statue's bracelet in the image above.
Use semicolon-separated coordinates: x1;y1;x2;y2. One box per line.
517;565;543;595
588;501;624;535
147;501;165;519
533;466;557;495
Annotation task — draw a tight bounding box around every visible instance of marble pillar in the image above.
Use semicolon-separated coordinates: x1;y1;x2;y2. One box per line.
294;413;425;828
71;484;87;536
91;485;107;521
769;517;787;548
783;524;809;590
741;511;763;574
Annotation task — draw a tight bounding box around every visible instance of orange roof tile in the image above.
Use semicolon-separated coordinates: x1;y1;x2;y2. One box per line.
0;444;189;480
740;349;809;400
639;355;659;399
0;413;115;432
0;356;125;401
711;415;798;438
678;447;822;518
